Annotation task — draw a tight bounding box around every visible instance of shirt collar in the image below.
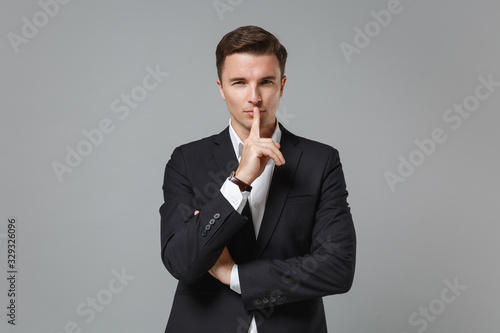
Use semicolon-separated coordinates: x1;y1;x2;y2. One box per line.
228;118;282;160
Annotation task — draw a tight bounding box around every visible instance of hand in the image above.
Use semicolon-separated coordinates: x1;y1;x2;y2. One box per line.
235;107;285;184
209;247;234;285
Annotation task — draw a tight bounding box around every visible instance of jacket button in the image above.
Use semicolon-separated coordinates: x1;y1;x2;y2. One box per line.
262;297;269;304
201;230;207;237
209;219;216;225
205;225;211;230
254;299;262;306
270;296;276;303
214;213;221;219
277;295;284;302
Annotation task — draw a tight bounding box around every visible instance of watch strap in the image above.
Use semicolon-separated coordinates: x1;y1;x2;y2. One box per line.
228;171;252;192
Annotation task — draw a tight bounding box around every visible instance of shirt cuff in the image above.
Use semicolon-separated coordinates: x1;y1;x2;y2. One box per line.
229;263;241;294
220;178;249;214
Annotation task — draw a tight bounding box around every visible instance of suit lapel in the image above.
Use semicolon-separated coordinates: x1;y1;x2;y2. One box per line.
255;124;301;257
212;127;239;178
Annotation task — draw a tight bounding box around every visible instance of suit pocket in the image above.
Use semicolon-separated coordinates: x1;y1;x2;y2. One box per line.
285;194;317;204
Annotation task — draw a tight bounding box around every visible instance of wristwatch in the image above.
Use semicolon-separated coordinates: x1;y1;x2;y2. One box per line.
228;171;252;192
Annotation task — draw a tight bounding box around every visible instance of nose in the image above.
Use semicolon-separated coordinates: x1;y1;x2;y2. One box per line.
248;85;261;105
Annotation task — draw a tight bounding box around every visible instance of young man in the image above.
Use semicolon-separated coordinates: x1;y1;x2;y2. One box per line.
160;25;356;333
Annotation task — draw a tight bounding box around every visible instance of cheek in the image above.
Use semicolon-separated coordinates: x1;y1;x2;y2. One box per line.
268;88;282;101
225;91;244;106
267;92;281;109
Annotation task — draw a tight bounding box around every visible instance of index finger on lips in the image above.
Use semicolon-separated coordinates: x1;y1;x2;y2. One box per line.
249;106;260;139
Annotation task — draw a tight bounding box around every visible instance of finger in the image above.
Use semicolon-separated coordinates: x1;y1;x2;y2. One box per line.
249;106;260;139
255;141;286;165
194;210;200;215
253;144;285;166
271;150;286;166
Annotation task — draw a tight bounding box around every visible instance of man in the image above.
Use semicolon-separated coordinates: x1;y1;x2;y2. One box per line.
160;25;356;332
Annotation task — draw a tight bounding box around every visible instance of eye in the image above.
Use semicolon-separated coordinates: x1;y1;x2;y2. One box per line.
261;80;274;85
232;81;244;85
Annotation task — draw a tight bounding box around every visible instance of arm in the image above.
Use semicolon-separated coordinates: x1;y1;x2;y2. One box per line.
238;148;356;310
204;107;286;286
159;145;248;284
208;108;355;308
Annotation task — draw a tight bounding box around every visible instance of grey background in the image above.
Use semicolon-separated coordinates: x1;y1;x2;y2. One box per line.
1;0;499;332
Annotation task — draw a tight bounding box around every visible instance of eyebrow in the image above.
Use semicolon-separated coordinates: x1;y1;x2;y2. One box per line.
229;77;246;82
229;76;277;82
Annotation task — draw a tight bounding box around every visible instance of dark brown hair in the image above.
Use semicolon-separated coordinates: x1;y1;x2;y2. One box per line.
216;25;288;81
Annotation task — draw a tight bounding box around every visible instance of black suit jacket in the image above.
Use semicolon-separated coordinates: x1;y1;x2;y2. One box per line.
160;124;356;333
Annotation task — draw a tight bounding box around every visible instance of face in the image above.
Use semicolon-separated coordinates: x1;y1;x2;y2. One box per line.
217;53;286;139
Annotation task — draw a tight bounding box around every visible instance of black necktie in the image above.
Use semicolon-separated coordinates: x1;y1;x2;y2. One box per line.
227;200;256;263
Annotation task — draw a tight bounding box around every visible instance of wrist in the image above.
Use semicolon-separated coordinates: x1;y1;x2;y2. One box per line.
224;263;235;285
229;171;252;192
234;167;255;185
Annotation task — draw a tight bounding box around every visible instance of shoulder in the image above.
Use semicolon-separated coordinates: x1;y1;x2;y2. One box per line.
172;127;228;155
171;127;231;161
176;133;219;152
280;124;340;158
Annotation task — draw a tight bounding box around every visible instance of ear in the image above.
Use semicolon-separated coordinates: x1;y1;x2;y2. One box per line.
279;76;287;98
217;78;226;101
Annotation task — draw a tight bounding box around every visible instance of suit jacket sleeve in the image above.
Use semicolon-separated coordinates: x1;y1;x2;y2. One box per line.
160;145;246;284
238;147;356;311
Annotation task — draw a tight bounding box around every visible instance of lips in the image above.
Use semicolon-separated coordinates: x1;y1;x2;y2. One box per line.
244;109;265;115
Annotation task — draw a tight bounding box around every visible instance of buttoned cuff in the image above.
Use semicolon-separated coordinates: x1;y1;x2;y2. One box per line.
230;263;241;294
220;179;249;214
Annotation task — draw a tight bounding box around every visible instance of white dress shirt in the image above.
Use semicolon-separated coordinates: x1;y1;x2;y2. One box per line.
219;118;282;333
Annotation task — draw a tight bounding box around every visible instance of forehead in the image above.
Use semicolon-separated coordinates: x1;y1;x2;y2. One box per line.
221;53;280;79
